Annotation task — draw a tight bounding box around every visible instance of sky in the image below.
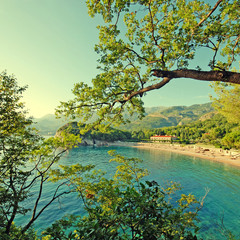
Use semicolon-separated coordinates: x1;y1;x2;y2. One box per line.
0;0;218;118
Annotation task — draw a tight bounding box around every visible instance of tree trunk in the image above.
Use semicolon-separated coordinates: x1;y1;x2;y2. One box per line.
151;69;240;84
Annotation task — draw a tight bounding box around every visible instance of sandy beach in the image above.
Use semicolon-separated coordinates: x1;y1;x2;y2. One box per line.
130;142;240;168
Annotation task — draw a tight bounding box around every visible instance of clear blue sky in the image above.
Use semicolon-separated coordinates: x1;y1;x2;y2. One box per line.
0;0;217;118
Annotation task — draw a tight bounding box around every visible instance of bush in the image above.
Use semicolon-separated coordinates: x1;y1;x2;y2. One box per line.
42;151;202;240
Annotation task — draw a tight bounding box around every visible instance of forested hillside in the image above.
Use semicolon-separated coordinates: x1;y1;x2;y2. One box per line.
35;102;214;134
132;114;240;149
56;122;132;145
120;102;214;131
37;100;239;150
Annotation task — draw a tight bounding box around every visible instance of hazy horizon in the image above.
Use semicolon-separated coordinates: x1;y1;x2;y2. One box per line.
33;101;213;119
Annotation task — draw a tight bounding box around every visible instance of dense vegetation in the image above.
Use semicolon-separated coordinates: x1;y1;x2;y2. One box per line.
37;101;239;150
0;72;73;239
131;114;240;149
119;103;214;131
0;72;205;239
56;110;240;150
57;0;240;131
57;121;132;143
35;103;214;135
42;152;203;240
1;0;239;239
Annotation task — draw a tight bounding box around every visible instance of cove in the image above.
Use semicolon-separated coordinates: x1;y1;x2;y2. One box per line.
17;146;240;239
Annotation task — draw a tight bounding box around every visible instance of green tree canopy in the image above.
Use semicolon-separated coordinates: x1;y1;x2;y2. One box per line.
42;151;203;239
212;83;240;124
211;81;240;149
57;0;240;128
0;72;71;239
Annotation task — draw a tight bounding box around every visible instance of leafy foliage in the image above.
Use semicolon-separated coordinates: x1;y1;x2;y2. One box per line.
131;113;240;148
0;72;70;239
42;151;202;240
56;121;132;143
210;81;240;149
222;128;240;149
211;82;240;124
57;0;240;130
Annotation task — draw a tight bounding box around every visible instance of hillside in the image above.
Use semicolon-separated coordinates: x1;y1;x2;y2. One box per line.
56;122;132;145
119;102;215;131
34;102;214;134
33;114;68;135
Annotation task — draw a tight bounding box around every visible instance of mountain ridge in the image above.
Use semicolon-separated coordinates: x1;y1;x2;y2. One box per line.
34;102;214;134
119;102;214;131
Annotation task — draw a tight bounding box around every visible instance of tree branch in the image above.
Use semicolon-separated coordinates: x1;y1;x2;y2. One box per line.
151;69;240;84
23;150;66;190
125;47;161;64
147;1;166;68
22;180;71;233
120;69;239;103
196;0;223;28
229;35;240;68
123;77;172;102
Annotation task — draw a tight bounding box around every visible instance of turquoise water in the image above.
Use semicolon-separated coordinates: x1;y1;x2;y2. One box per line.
17;146;240;239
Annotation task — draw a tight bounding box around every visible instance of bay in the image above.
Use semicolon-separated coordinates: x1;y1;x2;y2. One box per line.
17;146;240;239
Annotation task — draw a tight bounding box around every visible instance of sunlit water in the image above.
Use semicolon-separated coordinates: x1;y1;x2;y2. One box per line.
16;146;240;239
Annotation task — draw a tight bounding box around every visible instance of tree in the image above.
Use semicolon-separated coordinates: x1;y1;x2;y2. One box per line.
57;0;240;128
211;80;240;149
222;129;240;149
211;82;240;124
0;72;71;239
42;151;204;239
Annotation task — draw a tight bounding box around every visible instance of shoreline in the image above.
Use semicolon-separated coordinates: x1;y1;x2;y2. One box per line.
110;141;240;168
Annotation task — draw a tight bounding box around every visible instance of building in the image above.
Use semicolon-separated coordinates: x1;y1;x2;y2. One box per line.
150;135;177;142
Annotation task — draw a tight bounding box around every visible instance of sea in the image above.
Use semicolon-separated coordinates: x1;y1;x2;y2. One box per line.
16;145;240;239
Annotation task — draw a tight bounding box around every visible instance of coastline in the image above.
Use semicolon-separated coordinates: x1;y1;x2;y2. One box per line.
111;141;240;168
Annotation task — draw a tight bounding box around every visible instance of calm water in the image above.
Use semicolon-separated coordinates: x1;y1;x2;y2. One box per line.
17;146;240;239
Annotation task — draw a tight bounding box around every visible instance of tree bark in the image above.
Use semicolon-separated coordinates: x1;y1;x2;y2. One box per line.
151;69;240;84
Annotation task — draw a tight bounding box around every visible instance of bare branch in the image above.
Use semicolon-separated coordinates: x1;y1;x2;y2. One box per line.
147;0;165;68
196;0;223;28
23;150;66;190
125;47;161;64
125;47;149;62
229;35;240;68
114;7;122;26
127;59;145;89
22;179;71;233
123;77;172;102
